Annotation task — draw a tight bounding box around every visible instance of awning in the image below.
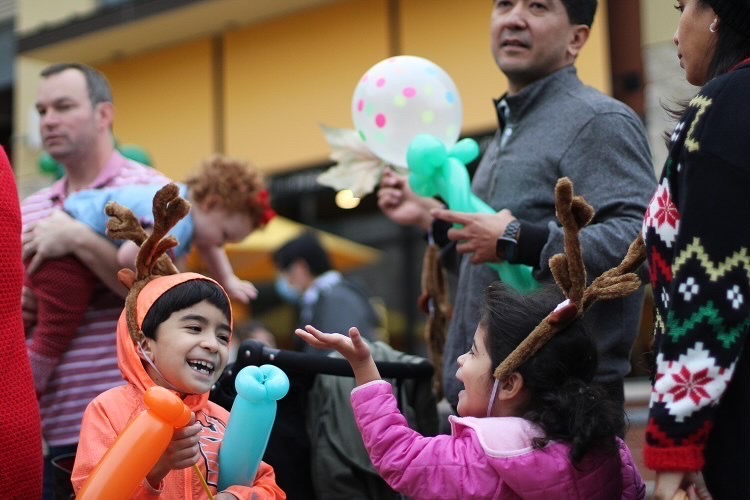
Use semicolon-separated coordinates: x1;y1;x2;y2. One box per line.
185;215;381;283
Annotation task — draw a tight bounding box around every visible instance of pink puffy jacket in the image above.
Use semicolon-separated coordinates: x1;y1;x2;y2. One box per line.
352;380;645;499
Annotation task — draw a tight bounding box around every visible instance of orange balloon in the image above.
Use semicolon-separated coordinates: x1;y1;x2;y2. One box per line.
77;386;191;500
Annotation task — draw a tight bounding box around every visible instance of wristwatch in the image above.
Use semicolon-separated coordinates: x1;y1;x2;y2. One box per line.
496;219;521;262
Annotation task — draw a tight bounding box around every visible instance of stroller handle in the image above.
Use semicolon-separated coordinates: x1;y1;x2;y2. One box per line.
232;339;434;380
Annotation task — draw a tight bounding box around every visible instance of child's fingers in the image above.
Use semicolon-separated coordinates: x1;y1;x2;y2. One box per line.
294;328;329;348
172;449;200;470
296;326;356;354
241;281;258;299
348;327;372;357
349;327;367;349
294;327;339;349
303;325;339;343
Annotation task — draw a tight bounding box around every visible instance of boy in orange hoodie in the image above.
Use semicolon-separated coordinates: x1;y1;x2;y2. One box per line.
71;185;285;499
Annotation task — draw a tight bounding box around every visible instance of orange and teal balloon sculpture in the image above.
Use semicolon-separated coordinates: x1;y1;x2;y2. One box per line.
76;386;192;500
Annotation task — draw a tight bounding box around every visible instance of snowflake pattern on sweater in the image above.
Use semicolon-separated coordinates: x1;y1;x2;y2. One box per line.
642;64;750;472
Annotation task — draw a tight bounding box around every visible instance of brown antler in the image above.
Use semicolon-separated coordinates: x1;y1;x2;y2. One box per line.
493;177;644;380
105;183;191;343
418;243;452;399
105;201;150;246
549;177;594;306
581;235;645;310
132;183;189;281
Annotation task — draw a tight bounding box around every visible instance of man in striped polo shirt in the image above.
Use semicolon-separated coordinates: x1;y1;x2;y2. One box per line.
21;63;170;499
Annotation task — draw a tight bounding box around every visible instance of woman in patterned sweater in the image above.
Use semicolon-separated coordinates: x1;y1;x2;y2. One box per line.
642;0;750;498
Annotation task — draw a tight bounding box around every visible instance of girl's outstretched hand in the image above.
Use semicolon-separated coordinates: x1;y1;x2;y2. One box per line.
295;325;381;386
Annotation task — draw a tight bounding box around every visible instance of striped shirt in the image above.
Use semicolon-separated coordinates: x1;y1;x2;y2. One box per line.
21;151;170;447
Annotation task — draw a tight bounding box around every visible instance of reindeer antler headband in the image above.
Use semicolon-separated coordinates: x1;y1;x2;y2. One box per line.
493;177;645;381
104;183;191;344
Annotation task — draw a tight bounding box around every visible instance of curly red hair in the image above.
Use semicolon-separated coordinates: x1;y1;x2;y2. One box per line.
185;154;275;228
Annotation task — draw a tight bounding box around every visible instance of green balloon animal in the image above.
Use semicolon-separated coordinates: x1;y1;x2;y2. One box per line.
407;134;539;293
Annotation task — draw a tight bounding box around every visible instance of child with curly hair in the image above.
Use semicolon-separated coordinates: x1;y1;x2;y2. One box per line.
26;154;275;395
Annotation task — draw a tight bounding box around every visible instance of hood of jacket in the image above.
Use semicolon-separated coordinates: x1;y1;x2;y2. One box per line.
116;272;232;413
452;416;643;498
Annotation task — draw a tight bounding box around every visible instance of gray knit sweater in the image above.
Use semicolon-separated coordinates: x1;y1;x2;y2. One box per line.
443;66;657;408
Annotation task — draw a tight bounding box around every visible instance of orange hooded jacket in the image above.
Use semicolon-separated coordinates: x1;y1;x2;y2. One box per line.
71;273;285;499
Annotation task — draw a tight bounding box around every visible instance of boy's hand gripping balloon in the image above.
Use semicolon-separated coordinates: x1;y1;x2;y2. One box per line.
218;365;289;490
76;386;192;500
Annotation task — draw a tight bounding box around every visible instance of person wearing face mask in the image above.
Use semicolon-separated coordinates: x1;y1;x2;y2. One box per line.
272;232;379;353
642;1;750;498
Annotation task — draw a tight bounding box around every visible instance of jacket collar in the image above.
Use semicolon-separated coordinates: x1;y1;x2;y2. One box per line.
494;65;579;129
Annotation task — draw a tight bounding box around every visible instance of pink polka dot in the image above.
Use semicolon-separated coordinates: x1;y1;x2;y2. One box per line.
357;99;364;112
402;87;417;98
375;113;387;128
376;78;386;88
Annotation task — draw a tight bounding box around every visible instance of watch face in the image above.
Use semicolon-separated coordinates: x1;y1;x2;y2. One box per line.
496;236;518;262
504;239;518;261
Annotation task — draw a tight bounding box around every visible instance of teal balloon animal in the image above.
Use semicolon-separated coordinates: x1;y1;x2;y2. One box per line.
218;365;289;490
407;134;539;293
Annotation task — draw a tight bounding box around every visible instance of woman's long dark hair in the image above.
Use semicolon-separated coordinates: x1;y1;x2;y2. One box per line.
664;0;750;133
141;279;230;339
481;283;623;463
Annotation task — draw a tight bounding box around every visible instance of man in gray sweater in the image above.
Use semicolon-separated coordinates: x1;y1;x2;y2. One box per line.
378;0;656;412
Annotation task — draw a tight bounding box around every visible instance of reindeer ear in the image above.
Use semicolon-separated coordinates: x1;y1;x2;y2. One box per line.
118;269;137;290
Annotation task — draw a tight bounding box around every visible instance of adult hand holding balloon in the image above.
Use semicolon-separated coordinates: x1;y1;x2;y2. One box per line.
407;134;539;293
218;365;289;490
350;56;537;292
318;55;463;197
77;386;192;500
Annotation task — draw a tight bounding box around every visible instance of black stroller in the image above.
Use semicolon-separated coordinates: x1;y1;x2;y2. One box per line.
210;339;437;500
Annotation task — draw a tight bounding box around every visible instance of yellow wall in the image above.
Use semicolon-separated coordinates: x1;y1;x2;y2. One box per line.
399;1;500;134
401;0;611;135
17;0;95;34
14;0;615;185
641;0;680;46
13;57;51;194
96;39;215;181
224;0;611;172
579;0;612;94
224;0;390;173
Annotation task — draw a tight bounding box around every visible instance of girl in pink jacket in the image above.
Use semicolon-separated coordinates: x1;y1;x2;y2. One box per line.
295;283;645;499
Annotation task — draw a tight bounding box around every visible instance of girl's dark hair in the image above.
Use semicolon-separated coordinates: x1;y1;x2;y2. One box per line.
480;283;623;463
664;0;750;134
141;279;231;339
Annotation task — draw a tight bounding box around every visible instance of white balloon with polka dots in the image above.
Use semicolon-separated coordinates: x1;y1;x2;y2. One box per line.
351;55;463;168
